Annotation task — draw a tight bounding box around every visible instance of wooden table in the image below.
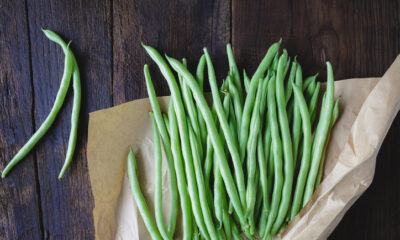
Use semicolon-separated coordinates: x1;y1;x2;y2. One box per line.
1;1;399;239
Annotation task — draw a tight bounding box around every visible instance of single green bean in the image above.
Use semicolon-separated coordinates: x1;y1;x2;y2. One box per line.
315;98;340;189
292;64;303;166
144;65;179;235
163;114;170;137
39;30;81;179
309;82;321;126
188;122;218;239
196;55;207;147
41;30;82;179
243;69;250;93
303;62;335;206
289;83;312;219
257;127;268;218
127;148;162;240
168;102;193;240
271;53;294;235
150;113;170;239
305;78;316;100
164;54;246;225
2;41;74;178
245;81;263;219
285;60;297;104
227;44;243;102
264;76;284;238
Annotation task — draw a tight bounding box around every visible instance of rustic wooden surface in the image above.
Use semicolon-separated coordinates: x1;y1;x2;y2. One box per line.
0;0;399;239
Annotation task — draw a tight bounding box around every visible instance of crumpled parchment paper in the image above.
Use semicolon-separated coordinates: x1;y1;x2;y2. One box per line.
87;56;400;240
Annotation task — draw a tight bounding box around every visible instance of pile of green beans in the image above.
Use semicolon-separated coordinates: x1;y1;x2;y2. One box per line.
127;40;339;239
2;29;81;180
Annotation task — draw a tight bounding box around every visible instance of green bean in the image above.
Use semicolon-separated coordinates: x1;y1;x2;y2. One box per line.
227;44;243;102
196;55;206;91
315;98;340;189
285;60;297;104
2;41;74;178
271;53;294;235
168;102;193;240
40;30;83;179
143;44;208;238
257;127;268;217
251;40;281;83
249;169;260;236
231;219;243;240
144;65;179;235
196;55;207;147
260;75;270;117
188;122;218;239
245;81;263;220
228;94;239;150
243;69;250;93
239;41;281;161
289;83;312;220
309;82;321;126
264;76;284;238
303;62;335;206
127;148;162;240
305;78;316;100
164;54;246;225
292;64;303;166
214;151;224;228
227;75;243;133
163;114;170;137
150;113;170;239
303;74;318;91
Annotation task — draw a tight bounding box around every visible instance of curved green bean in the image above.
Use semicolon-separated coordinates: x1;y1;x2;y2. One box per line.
2;41;74;178
264;76;284;238
150;113;170;239
292;64;303;166
40;29;81;180
271;53;294;235
289;83;312;219
127;148;162;240
228;75;243;134
164;54;246;225
303;62;335;206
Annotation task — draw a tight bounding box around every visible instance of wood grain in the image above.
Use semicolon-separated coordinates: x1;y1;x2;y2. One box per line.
0;0;400;239
113;0;231;106
23;0;113;238
0;0;43;239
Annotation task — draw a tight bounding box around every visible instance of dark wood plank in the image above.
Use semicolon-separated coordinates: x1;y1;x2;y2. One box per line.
0;0;43;239
25;0;113;239
232;0;400;239
113;0;231;105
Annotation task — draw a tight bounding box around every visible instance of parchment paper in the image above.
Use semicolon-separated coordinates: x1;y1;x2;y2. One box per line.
87;56;400;240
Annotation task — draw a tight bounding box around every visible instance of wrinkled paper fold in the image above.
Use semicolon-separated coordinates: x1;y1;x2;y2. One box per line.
88;56;400;240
